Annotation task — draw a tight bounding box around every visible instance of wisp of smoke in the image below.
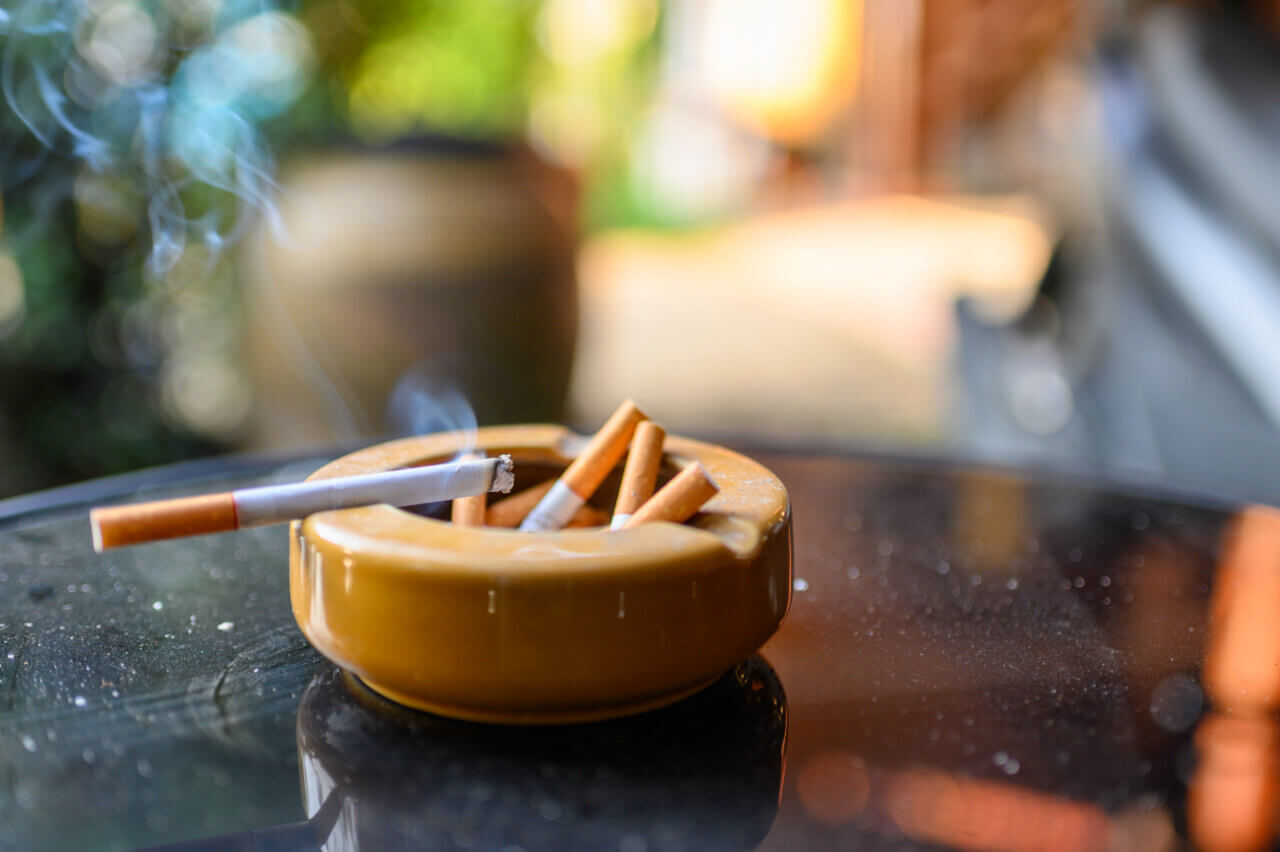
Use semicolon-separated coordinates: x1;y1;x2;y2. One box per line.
388;369;479;460
1;2;484;450
0;0;378;447
0;0;311;272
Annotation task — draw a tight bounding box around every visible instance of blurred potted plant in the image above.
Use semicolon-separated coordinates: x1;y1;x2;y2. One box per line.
243;0;660;448
0;2;301;493
0;0;659;495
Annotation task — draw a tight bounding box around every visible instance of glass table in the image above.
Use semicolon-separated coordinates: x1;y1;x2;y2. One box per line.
0;447;1265;850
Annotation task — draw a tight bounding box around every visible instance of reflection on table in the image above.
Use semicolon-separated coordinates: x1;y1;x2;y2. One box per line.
1191;506;1280;852
296;658;786;850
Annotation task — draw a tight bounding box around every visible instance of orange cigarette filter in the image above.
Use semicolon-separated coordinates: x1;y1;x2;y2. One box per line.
452;493;487;526
611;421;666;529
621;462;718;529
519;399;648;532
451;454;488;526
91;493;238;552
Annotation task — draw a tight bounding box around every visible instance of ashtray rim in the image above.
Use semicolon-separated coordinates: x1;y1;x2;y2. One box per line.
297;424;791;576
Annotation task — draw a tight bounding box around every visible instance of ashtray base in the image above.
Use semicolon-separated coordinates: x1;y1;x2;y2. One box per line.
357;672;725;725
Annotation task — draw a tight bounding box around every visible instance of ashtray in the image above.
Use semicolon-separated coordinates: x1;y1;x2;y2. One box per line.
289;424;792;724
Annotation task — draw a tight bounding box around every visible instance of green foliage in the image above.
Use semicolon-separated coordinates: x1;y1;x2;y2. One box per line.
304;0;540;142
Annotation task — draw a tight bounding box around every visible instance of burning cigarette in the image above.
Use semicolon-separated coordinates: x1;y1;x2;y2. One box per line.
519;400;648;532
620;462;718;529
610;421;666;529
450;454;488;527
91;455;515;551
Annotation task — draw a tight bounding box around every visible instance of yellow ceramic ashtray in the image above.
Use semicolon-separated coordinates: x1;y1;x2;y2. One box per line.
289;424;792;724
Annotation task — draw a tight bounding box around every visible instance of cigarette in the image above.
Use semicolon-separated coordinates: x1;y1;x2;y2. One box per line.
487;480;609;529
610;421;666;529
620;462;718;529
487;480;555;528
91;455;515;551
567;504;611;528
450;454;488;527
519;400;648;532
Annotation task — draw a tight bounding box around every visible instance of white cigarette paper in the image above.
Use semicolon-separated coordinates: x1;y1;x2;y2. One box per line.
234;455;514;526
517;480;585;533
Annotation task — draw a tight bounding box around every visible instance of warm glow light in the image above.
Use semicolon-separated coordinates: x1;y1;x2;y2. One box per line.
1190;713;1280;852
795;749;872;825
1203;505;1280;712
529;0;657;166
629;100;767;218
1191;504;1280;851
885;769;1114;852
538;0;658;68
529;89;605;166
701;0;861;144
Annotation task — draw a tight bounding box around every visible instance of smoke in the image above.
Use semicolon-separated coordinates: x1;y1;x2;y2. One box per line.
388;368;479;458
0;0;364;448
0;2;484;452
0;0;312;271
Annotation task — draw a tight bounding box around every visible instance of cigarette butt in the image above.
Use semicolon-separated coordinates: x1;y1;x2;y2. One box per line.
451;454;488;526
566;504;611;528
487;480;604;528
621;462;718;529
520;400;648;532
562;399;648;497
91;493;239;552
487;480;555;527
611;421;666;530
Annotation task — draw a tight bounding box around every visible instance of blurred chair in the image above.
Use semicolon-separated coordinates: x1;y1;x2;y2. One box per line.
956;3;1280;505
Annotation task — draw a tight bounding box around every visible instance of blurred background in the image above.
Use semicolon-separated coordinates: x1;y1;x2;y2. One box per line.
0;0;1277;503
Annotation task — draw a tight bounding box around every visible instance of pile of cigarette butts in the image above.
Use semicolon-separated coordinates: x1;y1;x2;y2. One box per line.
89;400;717;552
455;399;717;532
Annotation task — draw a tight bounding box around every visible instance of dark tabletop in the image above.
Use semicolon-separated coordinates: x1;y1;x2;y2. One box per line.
0;448;1254;850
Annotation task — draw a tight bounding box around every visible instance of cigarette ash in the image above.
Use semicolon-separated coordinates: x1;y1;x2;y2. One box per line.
492;454;515;493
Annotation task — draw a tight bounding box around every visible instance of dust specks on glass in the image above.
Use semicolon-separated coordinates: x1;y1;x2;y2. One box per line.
0;452;1241;849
